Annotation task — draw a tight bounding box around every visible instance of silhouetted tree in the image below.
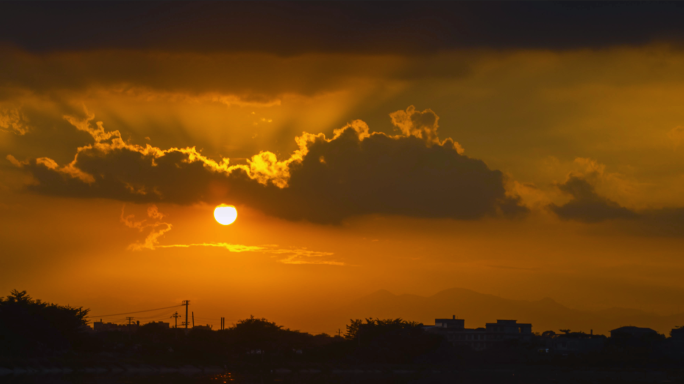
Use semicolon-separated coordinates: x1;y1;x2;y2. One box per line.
226;316;283;353
0;290;89;356
344;318;445;364
542;330;557;338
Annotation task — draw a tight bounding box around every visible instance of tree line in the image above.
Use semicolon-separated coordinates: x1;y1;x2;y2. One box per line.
3;290;682;368
0;290;445;365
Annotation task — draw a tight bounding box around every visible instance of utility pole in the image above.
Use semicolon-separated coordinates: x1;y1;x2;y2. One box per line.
171;312;181;328
125;317;135;340
192;311;195;328
182;300;190;330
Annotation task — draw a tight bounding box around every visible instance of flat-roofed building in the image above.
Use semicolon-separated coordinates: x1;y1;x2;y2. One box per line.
426;317;532;351
92;320;139;332
434;316;465;329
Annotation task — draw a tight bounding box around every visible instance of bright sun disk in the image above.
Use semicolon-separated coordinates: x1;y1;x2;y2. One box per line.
214;205;238;225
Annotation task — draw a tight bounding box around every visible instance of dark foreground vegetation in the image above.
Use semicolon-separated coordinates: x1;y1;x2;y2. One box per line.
2;290;684;375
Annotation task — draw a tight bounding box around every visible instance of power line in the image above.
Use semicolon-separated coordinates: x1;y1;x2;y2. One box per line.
128;310;179;321
100;310;179;323
89;304;182;318
105;313;178;325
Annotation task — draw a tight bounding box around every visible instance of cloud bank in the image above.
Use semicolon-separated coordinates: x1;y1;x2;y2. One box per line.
11;106;526;224
4;3;684;54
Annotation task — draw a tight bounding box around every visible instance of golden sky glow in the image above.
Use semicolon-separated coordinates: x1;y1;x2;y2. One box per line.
3;3;684;335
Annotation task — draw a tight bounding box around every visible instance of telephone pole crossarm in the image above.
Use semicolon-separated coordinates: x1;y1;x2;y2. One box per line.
181;300;190;330
171;312;181;328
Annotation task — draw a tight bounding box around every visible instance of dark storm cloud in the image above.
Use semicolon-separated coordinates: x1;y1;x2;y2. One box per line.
22;148;230;205
2;2;684;54
548;176;638;223
0;49;470;101
548;174;684;235
638;207;684;237
236;125;527;223
12;107;526;224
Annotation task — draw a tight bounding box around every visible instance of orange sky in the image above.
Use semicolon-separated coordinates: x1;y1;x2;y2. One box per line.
2;3;684;334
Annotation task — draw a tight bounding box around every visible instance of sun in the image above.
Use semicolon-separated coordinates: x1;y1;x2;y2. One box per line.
214;205;238;225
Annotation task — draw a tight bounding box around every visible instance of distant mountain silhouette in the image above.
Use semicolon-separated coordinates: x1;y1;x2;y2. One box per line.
300;287;684;336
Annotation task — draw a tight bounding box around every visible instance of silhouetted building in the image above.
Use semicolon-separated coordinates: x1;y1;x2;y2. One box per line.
545;331;605;354
426;316;532;351
145;321;170;329
610;326;657;339
434;317;465;329
92;320;139;332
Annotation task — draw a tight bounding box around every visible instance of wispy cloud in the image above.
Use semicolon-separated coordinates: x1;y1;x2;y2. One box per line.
120;204;172;251
487;264;540;272
668;125;684;148
158;242;343;266
259;246;342;266
121;205;342;265
0;107;29;135
158;242;264;253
